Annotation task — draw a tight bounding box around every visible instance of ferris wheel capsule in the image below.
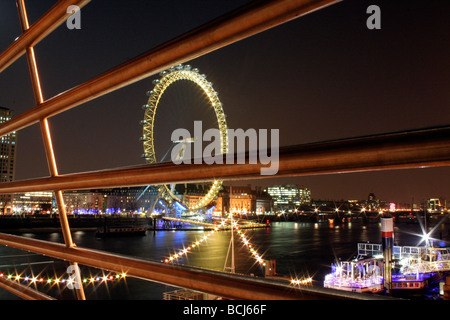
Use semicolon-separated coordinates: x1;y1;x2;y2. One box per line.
152;79;160;85
192;68;199;73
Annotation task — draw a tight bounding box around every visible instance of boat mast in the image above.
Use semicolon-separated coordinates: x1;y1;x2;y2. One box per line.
224;186;235;273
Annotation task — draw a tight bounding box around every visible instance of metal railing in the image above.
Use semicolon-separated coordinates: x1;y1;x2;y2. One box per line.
0;0;448;300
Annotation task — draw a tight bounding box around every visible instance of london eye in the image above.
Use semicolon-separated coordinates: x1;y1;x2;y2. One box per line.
140;64;228;212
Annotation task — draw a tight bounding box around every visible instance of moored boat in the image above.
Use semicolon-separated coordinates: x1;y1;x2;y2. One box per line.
392;273;428;291
96;225;147;237
324;258;384;293
324;242;450;295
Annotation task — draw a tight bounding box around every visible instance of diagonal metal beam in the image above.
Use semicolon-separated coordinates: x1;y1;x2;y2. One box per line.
0;0;341;138
0;126;449;194
0;275;56;300
0;0;91;74
16;0;78;252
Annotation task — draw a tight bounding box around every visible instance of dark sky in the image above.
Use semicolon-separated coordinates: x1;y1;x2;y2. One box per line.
0;0;449;204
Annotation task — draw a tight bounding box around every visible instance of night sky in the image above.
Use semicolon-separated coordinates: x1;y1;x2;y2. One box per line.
0;0;449;204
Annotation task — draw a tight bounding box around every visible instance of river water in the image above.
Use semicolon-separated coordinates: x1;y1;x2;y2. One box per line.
0;220;449;300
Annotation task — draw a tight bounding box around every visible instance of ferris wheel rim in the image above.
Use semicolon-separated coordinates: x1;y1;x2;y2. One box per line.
141;64;228;210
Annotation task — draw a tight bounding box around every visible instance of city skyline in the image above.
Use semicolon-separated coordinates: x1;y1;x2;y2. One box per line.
0;0;449;205
10;182;447;214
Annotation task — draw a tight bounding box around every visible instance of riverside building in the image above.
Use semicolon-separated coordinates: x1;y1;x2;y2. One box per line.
0;107;16;214
265;184;311;212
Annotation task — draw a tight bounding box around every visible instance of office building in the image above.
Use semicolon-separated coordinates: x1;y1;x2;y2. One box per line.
0;107;17;214
265;184;311;212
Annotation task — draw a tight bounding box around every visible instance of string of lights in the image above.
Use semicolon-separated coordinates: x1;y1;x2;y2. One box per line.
0;271;127;286
290;277;313;286
163;224;223;263
234;225;265;266
232;217;313;286
163;215;267;268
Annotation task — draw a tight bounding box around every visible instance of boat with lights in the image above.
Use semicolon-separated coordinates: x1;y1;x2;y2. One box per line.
324;242;450;294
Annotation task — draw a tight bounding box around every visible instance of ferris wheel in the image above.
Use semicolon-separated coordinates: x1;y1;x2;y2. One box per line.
140;64;228;211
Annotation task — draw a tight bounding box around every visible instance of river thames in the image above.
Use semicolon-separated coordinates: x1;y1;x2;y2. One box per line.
0;220;449;300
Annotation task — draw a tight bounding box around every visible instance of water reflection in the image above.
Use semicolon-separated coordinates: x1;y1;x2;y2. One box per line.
0;221;448;299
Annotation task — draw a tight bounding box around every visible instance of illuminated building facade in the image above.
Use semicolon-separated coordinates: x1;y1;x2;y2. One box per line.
427;198;446;213
0;107;16;214
365;193;381;211
13;192;54;214
255;187;273;214
265;184;311;212
229;186;256;214
226;186;273;215
63;187;160;214
63;190;105;214
101;187;146;213
182;184;225;216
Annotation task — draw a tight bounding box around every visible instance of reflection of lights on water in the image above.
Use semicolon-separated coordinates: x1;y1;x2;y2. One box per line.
164;227;220;263
163;215;267;267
